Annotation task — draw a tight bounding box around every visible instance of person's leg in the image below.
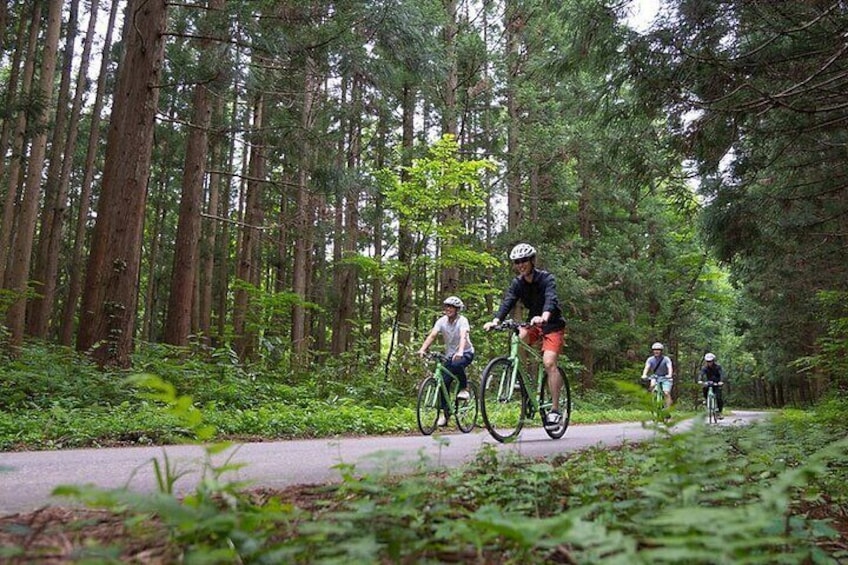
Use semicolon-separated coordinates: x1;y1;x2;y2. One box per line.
541;330;564;423
662;380;673;408
543;349;561;408
447;352;473;390
440;362;454;413
716;387;724;413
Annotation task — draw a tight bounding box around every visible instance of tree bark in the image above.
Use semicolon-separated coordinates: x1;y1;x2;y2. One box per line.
232;96;266;360
395;83;415;346
5;0;63;351
29;0;89;338
291;55;318;358
164;0;226;346
439;0;460;296
0;3;40;287
76;0;170;367
59;0;120;346
505;0;522;231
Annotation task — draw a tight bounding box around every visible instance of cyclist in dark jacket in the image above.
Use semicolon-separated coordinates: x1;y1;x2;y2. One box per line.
699;352;725;417
484;243;566;429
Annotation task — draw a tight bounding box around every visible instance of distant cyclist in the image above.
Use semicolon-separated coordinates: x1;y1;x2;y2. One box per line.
483;243;567;430
699;352;725;418
641;342;674;408
418;296;475;426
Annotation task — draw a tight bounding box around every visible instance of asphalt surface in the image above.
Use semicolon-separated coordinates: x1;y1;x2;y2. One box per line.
0;411;767;516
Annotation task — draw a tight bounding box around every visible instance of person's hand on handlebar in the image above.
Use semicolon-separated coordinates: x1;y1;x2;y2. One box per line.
483;318;500;331
530;315;545;326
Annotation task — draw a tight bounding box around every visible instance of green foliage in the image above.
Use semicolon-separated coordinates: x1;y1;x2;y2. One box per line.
790;291;848;387
50;405;847;563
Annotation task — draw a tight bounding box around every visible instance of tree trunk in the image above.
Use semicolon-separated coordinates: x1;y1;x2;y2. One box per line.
0;3;40;287
370;109;388;358
395;83;415;346
292;55;318;358
232;96;266;360
76;0;170;367
5;0;63;352
163;0;225;346
29;0;88;338
198;95;226;341
331;74;362;355
505;0;521;231
59;0;119;346
439;0;460;296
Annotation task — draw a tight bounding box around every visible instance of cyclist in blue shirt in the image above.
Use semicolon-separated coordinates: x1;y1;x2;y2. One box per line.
641;342;674;408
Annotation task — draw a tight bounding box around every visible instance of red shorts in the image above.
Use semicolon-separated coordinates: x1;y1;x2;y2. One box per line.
524;326;565;354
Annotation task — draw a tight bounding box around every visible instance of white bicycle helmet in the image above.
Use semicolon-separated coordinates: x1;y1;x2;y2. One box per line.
442;296;464;310
509;243;537;261
704;352;716;362
651;342;664;350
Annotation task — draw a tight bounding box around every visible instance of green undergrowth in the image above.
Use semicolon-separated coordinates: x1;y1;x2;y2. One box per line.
1;341;668;451
35;396;848;563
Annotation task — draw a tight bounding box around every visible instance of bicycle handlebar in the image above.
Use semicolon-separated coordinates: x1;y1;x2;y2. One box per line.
698;380;723;387
488;319;532;332
422;351;449;363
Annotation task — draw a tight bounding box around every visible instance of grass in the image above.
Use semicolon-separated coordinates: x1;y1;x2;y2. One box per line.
1;341;846;562
0;340;685;451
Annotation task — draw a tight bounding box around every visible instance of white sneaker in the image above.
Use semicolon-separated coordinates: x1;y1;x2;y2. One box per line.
544;411;561;429
437;414;447;427
457;389;470;401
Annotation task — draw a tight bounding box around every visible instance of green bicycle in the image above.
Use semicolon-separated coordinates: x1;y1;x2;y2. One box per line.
698;380;722;424
479;320;571;443
416;352;478;435
641;375;669;421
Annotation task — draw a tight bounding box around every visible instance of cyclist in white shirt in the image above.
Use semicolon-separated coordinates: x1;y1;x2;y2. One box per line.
418;296;475;426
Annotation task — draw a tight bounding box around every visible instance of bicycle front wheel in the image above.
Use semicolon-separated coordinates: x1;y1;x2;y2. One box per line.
455;379;479;433
707;393;718;424
480;357;526;443
416;376;440;435
540;366;571;439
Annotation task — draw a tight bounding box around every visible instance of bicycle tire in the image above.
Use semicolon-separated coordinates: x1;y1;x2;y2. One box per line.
539;366;571;439
416;376;440;435
480;357;526;443
455;378;479;433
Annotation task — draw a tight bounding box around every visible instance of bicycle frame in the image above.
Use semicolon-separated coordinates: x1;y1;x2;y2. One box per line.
642;375;669;422
505;330;546;415
416;352;477;435
699;381;720;424
479;320;571;442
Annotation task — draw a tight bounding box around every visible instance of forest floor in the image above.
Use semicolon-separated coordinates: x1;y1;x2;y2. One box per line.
0;484;322;564
2;485;847;563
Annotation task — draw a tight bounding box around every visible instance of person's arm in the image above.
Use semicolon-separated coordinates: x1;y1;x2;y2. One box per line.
641;359;652;379
418;327;440;356
541;271;560;315
666;357;673;379
532;272;560;326
454;327;469;360
486;279;519;329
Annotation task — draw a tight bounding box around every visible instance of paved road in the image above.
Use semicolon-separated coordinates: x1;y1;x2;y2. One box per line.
0;411;766;516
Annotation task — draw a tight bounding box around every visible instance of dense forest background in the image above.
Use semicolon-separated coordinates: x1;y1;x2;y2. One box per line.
1;0;846;406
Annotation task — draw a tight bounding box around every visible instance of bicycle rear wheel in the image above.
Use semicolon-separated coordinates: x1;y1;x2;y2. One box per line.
416;376;440;435
455;379;479;433
480;357;526;443
539;366;571;439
